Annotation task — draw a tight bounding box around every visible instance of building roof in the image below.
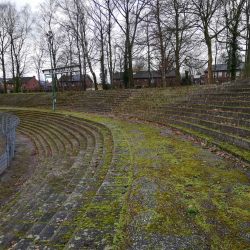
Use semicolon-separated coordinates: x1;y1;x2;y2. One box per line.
204;63;244;72
113;70;175;80
7;77;34;84
0;78;10;84
166;70;176;77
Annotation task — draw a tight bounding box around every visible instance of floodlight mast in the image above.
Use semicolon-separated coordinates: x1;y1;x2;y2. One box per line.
46;31;55;112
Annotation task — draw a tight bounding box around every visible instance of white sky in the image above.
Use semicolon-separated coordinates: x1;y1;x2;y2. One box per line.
9;0;41;12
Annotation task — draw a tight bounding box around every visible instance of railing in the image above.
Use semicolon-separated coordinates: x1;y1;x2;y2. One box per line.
0;112;20;174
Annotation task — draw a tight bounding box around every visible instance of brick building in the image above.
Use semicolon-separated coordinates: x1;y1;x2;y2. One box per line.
113;70;176;88
40;81;52;92
7;77;40;93
204;63;244;84
59;74;93;90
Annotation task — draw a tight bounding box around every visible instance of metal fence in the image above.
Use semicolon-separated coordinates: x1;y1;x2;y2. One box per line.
0;112;20;174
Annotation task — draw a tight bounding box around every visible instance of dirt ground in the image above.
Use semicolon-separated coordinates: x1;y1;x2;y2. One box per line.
0;132;38;207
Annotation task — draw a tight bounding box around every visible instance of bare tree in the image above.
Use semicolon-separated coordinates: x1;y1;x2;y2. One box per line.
163;0;195;86
6;3;33;92
59;0;99;90
243;0;250;78
38;0;63;90
150;0;173;87
90;0;109;90
0;3;11;93
224;0;246;80
32;37;46;90
112;0;150;88
191;0;224;84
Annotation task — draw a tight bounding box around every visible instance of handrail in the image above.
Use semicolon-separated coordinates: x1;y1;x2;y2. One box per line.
0;112;20;174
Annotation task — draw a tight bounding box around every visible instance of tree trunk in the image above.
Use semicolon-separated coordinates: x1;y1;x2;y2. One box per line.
14;51;20;92
100;30;106;90
107;0;114;89
37;69;41;91
123;40;129;89
156;0;166;87
245;35;250;78
244;6;250;78
10;40;16;92
146;18;152;87
205;26;213;84
174;1;181;86
83;52;87;90
125;6;134;88
1;52;7;93
128;43;134;88
231;33;237;80
84;42;98;90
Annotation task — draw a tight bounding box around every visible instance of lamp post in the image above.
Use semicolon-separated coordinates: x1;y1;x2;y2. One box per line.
46;31;55;112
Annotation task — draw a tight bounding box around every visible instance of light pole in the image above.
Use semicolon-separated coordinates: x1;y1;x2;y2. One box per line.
46;31;55;112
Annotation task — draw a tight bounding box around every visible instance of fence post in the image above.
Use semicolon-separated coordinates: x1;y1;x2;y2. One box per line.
0;113;19;169
6;133;9;166
11;120;15;158
1;114;3;133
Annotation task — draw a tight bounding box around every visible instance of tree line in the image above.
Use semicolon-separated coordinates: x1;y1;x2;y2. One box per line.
0;0;250;93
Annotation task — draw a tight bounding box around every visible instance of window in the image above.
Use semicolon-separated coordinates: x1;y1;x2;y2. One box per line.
218;72;222;78
236;71;240;77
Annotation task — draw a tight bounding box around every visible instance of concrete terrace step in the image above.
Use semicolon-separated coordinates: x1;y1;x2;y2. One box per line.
0;110;132;249
175;103;250;113
165;106;250;120
0;89;136;115
123;110;250;152
180;99;250;107
12;111;87;152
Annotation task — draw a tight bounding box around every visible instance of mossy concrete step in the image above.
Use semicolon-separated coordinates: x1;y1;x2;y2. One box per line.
160;109;250;128
19;121;61;158
176;116;250;139
148;115;250;151
0;89;136;114
164;106;250;120
173;103;250;114
17;112;87;146
16;126;48;164
130;108;250;129
181;100;250;107
8;111;88;151
189;96;250;102
122;110;250;152
225;84;250;88
118;107;250;140
205;88;250;93
0;111;132;249
19;119;69;156
192;92;250;98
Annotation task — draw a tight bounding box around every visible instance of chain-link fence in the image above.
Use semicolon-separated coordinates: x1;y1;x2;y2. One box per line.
0;112;20;174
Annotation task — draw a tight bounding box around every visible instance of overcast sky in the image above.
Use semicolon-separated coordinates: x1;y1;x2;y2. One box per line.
9;0;41;12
